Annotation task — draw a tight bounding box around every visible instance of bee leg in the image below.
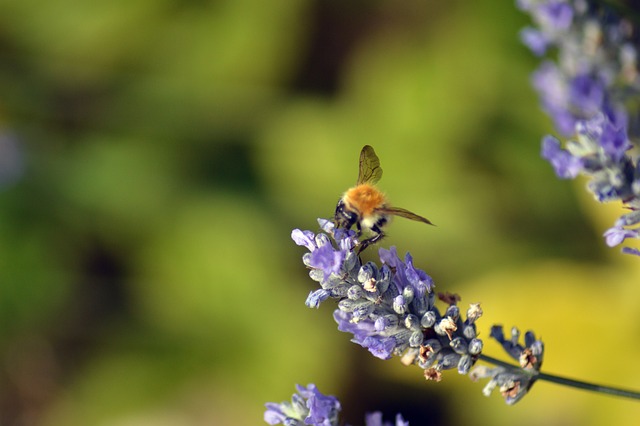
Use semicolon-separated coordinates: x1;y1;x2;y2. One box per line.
356;225;385;254
354;223;366;256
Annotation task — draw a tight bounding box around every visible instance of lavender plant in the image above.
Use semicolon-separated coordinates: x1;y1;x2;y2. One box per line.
282;218;640;412
518;0;640;255
289;219;546;406
264;383;408;426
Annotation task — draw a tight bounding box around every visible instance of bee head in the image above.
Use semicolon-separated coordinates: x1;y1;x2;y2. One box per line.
334;198;358;229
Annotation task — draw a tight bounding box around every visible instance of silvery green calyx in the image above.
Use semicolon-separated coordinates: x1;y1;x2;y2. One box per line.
519;0;640;254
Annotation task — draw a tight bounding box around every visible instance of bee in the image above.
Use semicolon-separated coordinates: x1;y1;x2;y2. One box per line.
334;145;433;252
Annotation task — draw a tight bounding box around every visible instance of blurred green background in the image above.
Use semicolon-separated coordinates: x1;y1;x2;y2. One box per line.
1;1;639;425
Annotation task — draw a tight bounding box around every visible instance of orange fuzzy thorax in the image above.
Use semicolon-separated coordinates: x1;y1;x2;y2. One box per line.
343;184;387;216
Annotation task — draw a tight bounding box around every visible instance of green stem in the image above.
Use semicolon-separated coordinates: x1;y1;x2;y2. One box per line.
478;354;640;401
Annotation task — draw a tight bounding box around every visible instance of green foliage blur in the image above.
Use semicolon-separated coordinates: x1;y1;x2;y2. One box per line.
1;1;638;425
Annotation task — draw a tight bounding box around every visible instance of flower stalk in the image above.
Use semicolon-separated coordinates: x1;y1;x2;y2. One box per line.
479;354;640;400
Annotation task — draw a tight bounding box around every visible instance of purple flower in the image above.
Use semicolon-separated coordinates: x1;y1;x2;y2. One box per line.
265;384;409;426
264;384;341;426
292;227;348;283
517;0;574;31
598;117;630;164
568;74;604;117
541;135;583;178
532;62;576;136
520;27;549;56
622;247;640;256
365;412;410;426
300;384;342;426
538;1;573;30
404;253;434;294
604;226;639;247
319;218;357;251
362;336;397;360
264;403;288;425
379;248;435;295
335;310;399;360
308;243;346;283
378;246;402;269
292;229;317;252
577;113;631;163
334;310;376;342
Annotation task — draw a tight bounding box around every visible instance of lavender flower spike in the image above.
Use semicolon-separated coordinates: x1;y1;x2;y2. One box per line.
264;384;341;426
293;219;484;383
519;0;640;255
365;412;410;426
265;384;408;426
291;217;640;403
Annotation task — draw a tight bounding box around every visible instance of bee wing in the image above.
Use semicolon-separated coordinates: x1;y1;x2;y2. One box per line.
357;145;383;185
380;206;434;225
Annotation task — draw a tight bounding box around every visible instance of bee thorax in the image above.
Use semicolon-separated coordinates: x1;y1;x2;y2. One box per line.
345;184;386;217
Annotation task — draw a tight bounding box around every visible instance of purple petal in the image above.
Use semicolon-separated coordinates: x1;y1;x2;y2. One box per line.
303;384;341;426
569;74;604;116
622;247;640;256
264;403;287;425
541;135;584;178
539;1;573;30
308;244;346;282
362;336;396;360
532;62;577;136
378;246;401;268
532;62;567;110
365;412;384;426
292;229;317;251
600;117;631;163
334;310;375;341
317;218;335;233
577;112;631;163
404;254;433;294
520;27;548;56
603;226;639;247
394;413;410;426
365;412;409;426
